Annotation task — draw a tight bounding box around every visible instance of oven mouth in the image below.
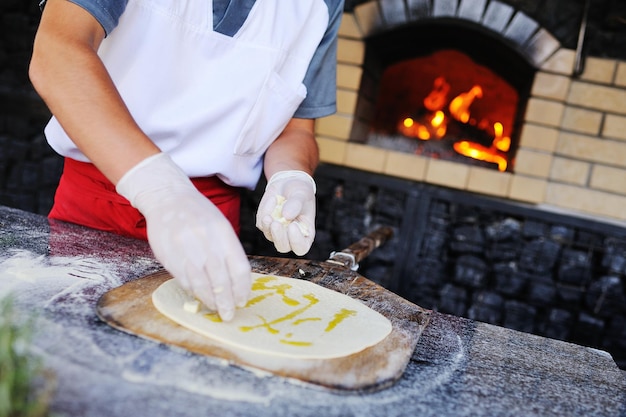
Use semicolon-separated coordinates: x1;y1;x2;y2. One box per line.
353;20;536;172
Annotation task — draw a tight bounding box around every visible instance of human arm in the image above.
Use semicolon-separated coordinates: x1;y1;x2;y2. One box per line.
256;118;319;256
255;1;343;256
263;118;318;179
29;0;251;320
29;0;160;183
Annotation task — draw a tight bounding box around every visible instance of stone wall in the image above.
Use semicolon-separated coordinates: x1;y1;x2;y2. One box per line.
0;1;61;214
245;163;626;369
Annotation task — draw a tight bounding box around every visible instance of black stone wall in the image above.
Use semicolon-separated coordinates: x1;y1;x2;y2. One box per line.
0;1;61;214
246;164;626;370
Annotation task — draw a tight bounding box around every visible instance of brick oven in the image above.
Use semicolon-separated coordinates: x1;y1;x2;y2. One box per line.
278;0;626;368
317;0;626;221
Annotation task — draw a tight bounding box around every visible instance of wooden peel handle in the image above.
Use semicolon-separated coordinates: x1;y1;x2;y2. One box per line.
328;226;394;269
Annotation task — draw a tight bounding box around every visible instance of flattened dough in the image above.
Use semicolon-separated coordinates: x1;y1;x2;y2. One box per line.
152;273;392;359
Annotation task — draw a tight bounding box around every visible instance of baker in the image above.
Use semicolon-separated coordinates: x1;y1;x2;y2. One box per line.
29;0;343;321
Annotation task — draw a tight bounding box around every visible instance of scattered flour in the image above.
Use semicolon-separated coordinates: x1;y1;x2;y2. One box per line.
0;248;475;414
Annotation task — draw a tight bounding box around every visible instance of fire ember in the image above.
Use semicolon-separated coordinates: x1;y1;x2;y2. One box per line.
367;49;520;172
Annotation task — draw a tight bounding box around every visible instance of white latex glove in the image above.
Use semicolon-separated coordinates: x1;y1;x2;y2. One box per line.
116;153;251;321
256;170;316;256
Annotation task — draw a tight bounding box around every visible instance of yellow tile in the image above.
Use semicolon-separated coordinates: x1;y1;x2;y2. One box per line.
540;49;575;75
557;132;626;167
338;13;362;39
546;183;626;221
336;89;359;115
317;137;347;165
518;123;559;152
508;175;547;204
615;62;626;87
579;57;616;84
337;38;365;65
425;159;469;190
567;81;626;115
560;107;602;135
524;98;565;127
590;164;626;195
383;151;428;181
315;114;353;140
603;114;626;141
549;157;590;185
531;72;571;101
337;64;362;91
467;167;511;197
344;143;387;173
514;149;552;178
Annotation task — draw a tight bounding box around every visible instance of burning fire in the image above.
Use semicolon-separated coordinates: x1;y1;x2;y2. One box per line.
453;141;508;172
449;85;482;123
398;77;511;171
402;110;447;140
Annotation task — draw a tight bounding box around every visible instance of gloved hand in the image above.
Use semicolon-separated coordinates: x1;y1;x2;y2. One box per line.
256;170;316;256
116;153;251;321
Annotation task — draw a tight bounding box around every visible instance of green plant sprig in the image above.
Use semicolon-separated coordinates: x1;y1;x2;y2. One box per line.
0;296;55;417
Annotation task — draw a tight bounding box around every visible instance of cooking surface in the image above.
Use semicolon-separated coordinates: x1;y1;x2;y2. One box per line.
0;205;625;417
97;265;429;391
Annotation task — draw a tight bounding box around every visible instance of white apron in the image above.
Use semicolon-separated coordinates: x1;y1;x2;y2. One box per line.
45;0;330;189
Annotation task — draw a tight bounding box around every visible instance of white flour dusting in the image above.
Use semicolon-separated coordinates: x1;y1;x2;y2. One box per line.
0;250;293;406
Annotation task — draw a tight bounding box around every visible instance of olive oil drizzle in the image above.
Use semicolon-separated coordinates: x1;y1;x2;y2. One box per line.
199;276;361;349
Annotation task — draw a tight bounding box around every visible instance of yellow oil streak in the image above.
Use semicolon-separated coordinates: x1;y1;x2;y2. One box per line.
243;315;280;334
324;308;357;332
292;317;322;325
251;277;300;306
245;292;273;307
280;339;312;347
239;293;319;333
204;313;222;322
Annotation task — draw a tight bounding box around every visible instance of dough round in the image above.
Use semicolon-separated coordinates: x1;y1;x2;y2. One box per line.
152;273;392;359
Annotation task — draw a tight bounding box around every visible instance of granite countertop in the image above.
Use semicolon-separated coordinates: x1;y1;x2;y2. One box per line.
0;205;624;417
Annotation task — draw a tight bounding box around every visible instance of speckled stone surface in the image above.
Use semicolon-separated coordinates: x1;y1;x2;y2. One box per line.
1;205;625;417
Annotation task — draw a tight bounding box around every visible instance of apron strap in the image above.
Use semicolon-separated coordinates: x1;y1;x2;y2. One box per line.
49;158;241;240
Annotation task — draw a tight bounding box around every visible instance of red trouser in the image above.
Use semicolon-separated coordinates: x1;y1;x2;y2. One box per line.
49;158;241;240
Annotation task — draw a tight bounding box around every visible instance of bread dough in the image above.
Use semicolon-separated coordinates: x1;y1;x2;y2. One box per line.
152;273;392;359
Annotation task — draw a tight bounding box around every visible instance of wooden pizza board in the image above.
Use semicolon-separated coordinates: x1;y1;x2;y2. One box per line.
96;255;431;392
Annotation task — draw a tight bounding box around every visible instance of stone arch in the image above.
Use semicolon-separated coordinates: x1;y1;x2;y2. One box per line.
351;0;561;68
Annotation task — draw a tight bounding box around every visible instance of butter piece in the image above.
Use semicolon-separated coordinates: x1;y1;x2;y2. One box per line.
271;195;310;237
271;195;288;224
183;299;201;313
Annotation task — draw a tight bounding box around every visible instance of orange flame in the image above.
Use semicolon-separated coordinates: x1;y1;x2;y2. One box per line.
453;141;508;171
492;122;511;152
423;77;450;111
449;85;483;123
400;110;448;140
397;78;512;171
